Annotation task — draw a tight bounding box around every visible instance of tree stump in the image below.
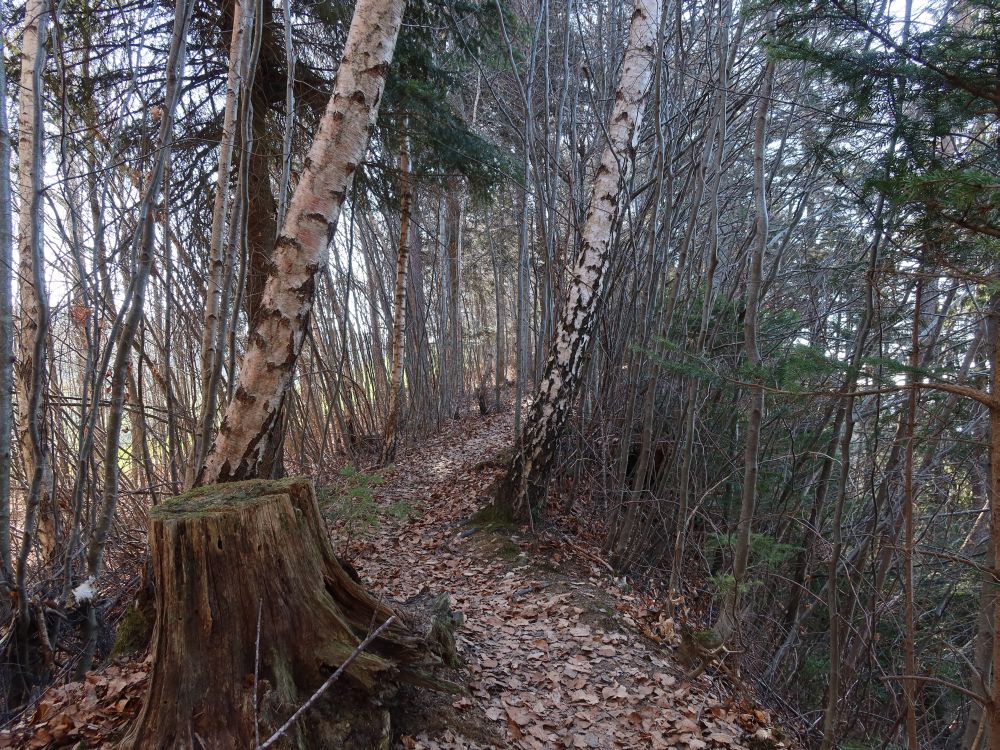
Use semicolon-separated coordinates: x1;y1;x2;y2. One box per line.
126;478;453;750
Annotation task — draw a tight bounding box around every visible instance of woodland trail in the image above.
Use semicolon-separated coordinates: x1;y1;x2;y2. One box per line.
1;406;790;750
353;408;789;750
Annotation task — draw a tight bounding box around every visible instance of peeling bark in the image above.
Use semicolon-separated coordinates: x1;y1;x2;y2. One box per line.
199;0;406;483
495;0;660;520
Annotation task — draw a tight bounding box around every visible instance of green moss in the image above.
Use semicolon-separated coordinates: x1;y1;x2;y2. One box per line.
150;477;311;519
466;501;516;530
429;594;462;668
111;602;152;658
693;629;723;650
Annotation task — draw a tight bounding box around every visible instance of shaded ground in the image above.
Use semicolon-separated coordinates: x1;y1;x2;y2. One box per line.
0;407;792;749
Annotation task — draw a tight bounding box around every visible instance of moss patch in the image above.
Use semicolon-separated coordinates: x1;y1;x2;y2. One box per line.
149;476;311;519
465;500;516;530
111;602;152;658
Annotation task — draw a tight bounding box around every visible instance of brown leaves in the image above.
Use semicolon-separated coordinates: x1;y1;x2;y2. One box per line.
354;412;792;749
0;663;148;749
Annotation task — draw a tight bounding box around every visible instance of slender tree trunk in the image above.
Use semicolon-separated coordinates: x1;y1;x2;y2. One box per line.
610;0;669;567
81;0;195;672
713;54;774;642
446;180;464;419
489;232;505;411
988;291;1000;745
14;0;54;568
0;0;15;598
962;537;994;750
380;129;411;465
902;281;922;749
277;0;295;228
200;0;405;483
495;0;660;521
189;0;256;482
515;141;531;437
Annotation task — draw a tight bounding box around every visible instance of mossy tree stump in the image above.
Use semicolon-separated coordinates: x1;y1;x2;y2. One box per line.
126;478;451;749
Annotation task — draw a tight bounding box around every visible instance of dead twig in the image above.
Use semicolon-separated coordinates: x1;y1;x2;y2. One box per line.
256;615;396;750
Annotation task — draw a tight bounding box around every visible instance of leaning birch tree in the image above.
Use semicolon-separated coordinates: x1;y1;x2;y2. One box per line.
494;0;660;521
198;0;406;483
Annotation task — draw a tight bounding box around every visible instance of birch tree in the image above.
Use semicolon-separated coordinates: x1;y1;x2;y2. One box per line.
494;0;660;521
14;0;54;568
189;0;256;482
199;0;407;483
0;0;14;602
380;130;412;466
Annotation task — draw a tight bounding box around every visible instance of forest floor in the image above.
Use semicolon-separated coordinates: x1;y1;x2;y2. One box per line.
1;406;792;750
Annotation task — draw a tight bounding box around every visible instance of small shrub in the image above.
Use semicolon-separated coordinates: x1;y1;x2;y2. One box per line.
320;465;419;553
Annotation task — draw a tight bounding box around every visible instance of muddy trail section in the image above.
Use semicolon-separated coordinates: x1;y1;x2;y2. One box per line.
2;408;792;749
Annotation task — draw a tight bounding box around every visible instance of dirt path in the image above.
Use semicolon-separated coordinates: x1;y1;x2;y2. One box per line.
351;409;788;750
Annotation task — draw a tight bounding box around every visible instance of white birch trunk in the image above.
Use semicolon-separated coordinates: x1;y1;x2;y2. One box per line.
200;0;405;483
0;0;15;593
380;130;411;465
497;0;660;520
14;0;54;563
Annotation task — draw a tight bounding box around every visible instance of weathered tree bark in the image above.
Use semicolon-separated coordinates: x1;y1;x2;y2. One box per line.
380;130;412;466
493;0;660;521
126;477;453;750
199;0;405;483
246;25;287;480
